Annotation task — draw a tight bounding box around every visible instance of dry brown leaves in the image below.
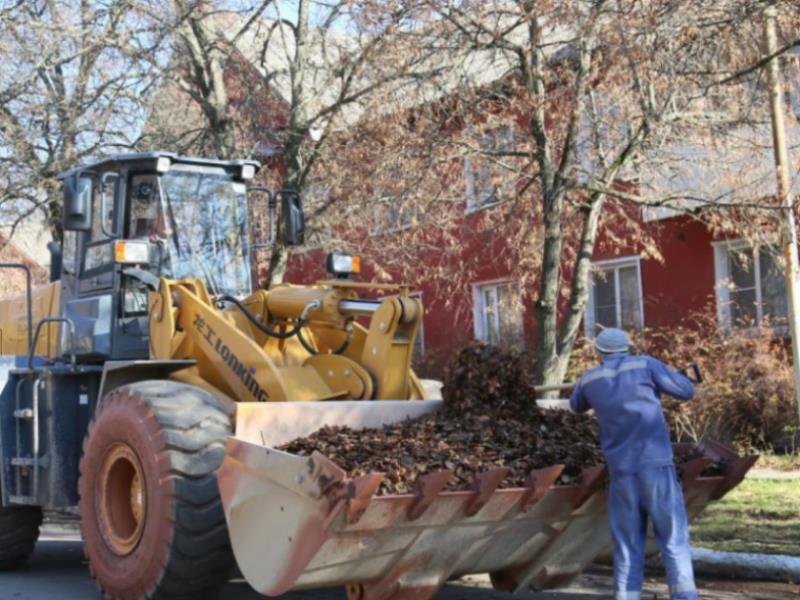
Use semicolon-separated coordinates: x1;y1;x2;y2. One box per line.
278;343;722;495
279;408;605;495
279;343;604;494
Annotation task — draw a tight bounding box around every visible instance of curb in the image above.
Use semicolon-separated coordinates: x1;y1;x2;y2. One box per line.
691;547;800;583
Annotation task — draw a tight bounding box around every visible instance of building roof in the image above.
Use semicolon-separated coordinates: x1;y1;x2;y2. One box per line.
216;12;571;128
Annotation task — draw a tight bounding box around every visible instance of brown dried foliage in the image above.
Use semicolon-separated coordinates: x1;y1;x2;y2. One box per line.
280;343;605;494
568;317;798;452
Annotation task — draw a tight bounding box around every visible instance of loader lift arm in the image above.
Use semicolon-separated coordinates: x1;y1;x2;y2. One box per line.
148;277;425;403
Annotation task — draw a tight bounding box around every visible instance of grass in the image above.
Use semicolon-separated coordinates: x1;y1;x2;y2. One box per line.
691;477;800;556
756;452;800;471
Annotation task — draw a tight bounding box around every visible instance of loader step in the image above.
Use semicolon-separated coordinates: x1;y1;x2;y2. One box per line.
7;495;38;506
11;456;49;468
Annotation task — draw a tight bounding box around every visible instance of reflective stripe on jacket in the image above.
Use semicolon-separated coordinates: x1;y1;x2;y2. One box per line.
570;353;694;477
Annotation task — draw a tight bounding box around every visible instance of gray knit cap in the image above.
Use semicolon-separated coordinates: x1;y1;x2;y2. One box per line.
595;328;630;354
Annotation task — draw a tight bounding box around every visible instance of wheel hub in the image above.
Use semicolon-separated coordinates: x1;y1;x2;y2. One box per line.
97;443;147;556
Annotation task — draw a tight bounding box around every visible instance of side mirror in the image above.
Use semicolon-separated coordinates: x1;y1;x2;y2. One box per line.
279;189;305;246
62;175;92;231
47;241;62;282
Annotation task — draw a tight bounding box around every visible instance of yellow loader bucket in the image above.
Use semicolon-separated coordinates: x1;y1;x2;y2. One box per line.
218;402;756;600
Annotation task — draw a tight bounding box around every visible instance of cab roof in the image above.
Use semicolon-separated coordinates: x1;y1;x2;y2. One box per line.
57;151;260;180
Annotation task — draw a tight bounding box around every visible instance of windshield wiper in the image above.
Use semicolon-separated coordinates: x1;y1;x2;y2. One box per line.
156;177;182;253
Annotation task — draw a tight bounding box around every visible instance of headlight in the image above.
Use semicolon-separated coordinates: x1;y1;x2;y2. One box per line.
241;164;256;180
156;156;172;173
326;252;361;278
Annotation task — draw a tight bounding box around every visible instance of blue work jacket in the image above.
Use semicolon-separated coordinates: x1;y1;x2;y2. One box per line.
570;353;694;477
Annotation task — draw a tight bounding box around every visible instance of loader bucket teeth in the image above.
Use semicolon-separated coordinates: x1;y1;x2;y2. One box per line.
406;471;453;522
680;457;713;484
342;473;385;525
218;403;755;599
520;464;564;511
712;454;759;500
571;464;607;508
464;467;508;517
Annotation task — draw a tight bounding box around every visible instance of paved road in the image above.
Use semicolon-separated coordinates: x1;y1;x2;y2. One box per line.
1;529;797;600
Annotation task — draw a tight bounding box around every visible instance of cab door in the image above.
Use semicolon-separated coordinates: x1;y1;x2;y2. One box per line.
111;171;163;359
63;172;120;360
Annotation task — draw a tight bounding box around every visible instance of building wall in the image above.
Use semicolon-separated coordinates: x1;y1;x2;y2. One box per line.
285;211;725;377
0;237;49;298
589;215;718;330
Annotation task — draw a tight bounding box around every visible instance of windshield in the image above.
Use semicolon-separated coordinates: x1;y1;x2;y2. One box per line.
149;166;251;296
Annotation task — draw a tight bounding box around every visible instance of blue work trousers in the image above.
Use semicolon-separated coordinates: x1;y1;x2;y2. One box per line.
608;465;698;600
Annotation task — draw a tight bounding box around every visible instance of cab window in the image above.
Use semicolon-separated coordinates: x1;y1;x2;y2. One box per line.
79;177;115;292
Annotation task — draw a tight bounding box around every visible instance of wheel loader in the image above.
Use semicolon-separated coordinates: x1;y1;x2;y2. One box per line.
0;152;756;600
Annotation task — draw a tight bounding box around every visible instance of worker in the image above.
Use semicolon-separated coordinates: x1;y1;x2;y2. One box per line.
570;328;697;600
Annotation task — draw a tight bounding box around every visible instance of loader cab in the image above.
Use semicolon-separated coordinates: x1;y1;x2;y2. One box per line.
55;152;295;362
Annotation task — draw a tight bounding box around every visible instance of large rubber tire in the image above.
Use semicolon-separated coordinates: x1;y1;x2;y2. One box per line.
78;381;235;599
0;506;42;570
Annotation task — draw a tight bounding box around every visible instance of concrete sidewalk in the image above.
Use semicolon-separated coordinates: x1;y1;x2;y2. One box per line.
746;468;800;480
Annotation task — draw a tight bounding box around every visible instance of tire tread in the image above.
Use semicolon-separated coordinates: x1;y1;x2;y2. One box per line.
83;380;235;600
0;506;42;570
144;382;235;600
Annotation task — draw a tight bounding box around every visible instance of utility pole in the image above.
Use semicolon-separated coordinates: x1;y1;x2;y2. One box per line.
764;3;800;423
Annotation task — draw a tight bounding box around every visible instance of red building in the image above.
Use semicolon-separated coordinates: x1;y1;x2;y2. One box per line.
286;202;788;376
217;20;791;375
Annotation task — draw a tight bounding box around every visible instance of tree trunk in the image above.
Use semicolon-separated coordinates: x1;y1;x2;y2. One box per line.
535;192;606;386
534;188;564;386
179;7;235;159
266;155;302;286
267;243;289;287
266;0;311;287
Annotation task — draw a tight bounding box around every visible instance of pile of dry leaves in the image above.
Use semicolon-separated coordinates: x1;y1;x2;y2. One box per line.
279;343;605;494
279;343;727;494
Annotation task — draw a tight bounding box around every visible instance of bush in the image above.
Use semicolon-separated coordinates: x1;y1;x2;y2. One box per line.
568;318;798;452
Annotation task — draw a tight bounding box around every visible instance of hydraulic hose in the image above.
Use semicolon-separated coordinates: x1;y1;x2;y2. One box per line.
217;294;307;340
296;321;354;356
218;294;353;355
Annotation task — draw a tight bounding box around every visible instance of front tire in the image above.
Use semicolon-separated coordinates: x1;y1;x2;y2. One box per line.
78;381;234;599
0;506;42;570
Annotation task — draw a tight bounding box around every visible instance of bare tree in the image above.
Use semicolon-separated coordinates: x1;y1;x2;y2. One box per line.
0;0;155;240
324;0;800;383
143;0;438;284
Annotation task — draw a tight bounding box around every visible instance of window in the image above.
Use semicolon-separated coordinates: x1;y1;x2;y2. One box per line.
713;241;788;329
472;281;523;346
371;165;417;234
80;177;115;292
465;126;514;210
584;258;644;335
85;182;113;270
373;193;415;234
62;231;77;276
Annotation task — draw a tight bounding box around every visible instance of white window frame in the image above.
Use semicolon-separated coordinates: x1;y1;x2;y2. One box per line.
712;239;787;331
371;193;415;236
464;125;514;213
471;278;523;343
584;256;645;336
